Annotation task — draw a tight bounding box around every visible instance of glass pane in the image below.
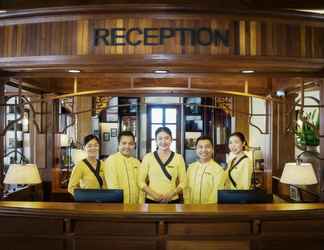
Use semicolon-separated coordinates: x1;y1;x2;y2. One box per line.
151;140;157;152
165;108;177;123
171;140;176;152
151;108;163;123
165;124;177;139
151;124;163;139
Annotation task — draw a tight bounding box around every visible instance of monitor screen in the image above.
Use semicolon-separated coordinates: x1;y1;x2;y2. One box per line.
74;189;123;203
218;190;273;204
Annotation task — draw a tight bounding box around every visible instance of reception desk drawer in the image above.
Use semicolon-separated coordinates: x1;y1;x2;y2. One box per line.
167;240;250;250
262;220;324;233
74;220;157;236
0;217;64;234
168;222;251;236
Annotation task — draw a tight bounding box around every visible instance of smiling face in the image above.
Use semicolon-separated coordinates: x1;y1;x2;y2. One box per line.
84;138;99;158
156;131;172;151
228;135;245;155
196;139;213;163
118;135;135;157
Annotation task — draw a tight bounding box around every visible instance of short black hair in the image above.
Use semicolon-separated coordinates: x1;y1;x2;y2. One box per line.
118;131;135;143
195;135;213;147
84;134;100;146
155;126;172;139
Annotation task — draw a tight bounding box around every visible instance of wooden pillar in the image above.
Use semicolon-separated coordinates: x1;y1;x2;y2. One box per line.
319;80;324;201
0;82;5;195
234;96;249;139
270;93;297;197
75;96;92;144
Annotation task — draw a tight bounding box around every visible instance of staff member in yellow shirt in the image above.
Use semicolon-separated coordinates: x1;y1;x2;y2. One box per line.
68;134;106;195
138;127;186;203
104;131;141;204
185;136;225;204
225;132;253;190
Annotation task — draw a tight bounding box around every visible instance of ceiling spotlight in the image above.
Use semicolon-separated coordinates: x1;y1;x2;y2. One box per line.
241;70;255;74
276;90;286;97
153;70;169;74
68;69;80;73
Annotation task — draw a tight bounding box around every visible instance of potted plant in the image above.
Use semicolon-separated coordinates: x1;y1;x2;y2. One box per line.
296;109;320;151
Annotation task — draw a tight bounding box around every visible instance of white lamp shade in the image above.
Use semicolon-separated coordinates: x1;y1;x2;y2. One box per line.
280;162;318;185
4;164;42;185
71;149;87;164
60;134;69;147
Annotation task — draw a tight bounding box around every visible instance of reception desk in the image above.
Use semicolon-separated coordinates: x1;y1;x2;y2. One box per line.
0;202;323;250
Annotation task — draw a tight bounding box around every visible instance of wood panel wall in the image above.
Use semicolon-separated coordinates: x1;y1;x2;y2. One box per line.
1;17;324;58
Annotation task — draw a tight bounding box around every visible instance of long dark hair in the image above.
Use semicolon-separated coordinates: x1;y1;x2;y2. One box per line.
229;132;248;150
155;126;172;139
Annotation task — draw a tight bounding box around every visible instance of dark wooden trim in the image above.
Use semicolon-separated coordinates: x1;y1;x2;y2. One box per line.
1;4;324;23
0;82;4;195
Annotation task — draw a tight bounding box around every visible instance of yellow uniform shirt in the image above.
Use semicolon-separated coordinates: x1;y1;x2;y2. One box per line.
138;151;187;202
68;159;106;195
185;159;225;204
224;155;253;190
104;152;141;204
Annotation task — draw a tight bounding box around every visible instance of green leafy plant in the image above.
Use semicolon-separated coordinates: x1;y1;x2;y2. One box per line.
296;109;320;147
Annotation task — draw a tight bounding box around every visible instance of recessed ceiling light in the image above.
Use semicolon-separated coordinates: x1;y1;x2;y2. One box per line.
241;70;255;74
276;90;286;97
0;10;7;14
153;70;169;74
68;69;80;73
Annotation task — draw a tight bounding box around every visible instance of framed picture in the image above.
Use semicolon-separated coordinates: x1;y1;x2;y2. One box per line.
110;128;118;137
94;130;100;138
289;185;301;201
103;132;110;142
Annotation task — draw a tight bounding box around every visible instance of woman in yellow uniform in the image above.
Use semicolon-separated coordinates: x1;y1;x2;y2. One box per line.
68;134;106;195
185;136;225;204
138;127;186;203
225;132;253;190
104;131;141;204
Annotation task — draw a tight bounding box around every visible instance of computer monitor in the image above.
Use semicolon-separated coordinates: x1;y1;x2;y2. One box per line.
218;190;273;204
74;189;123;203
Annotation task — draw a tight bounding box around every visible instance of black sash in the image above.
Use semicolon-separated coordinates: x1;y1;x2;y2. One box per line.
228;155;248;188
83;159;103;188
154;151;175;181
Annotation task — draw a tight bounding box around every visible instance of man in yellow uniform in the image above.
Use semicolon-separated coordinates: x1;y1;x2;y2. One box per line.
104;131;141;204
185;136;225;204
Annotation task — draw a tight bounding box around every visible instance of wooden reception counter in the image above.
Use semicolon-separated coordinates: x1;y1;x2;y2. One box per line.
0;202;323;250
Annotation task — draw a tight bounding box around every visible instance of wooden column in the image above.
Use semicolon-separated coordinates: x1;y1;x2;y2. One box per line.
319;80;324;201
0;82;4;195
270;94;297;197
234;96;249;140
75;96;92;144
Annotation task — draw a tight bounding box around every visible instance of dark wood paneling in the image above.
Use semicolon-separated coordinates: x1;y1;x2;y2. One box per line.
74;221;157;235
75;239;157;250
262;220;324;233
168;222;251;236
0;216;64;234
0;16;324;59
0;237;64;250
